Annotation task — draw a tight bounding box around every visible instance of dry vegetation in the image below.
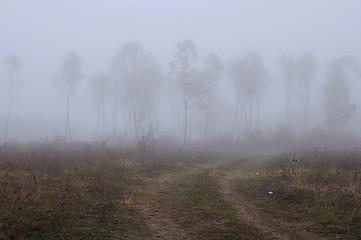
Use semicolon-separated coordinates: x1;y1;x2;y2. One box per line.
2;141;361;239
237;149;361;239
0;142;197;239
178;170;265;239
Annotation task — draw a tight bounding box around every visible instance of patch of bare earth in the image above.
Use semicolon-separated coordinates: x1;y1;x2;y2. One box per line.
136;169;198;240
217;165;330;240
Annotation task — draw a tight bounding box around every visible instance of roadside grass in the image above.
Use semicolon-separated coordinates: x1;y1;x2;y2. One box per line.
235;152;361;240
0;143;197;239
180;169;266;240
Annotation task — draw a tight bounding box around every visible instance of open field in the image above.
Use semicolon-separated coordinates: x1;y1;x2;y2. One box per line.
1;144;361;239
229;151;361;239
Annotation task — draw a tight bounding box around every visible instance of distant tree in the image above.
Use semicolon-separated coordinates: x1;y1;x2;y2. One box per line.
280;56;297;127
111;41;161;140
280;53;318;131
2;55;23;141
296;52;318;131
54;52;83;141
90;73;110;139
184;68;206;140
228;57;244;139
202;53;224;140
229;52;269;138
109;54;124;141
323;57;358;131
163;72;182;138
169;39;198;143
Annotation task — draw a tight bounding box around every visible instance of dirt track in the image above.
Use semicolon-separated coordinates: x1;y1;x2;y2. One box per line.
134;157;331;240
218;165;329;240
137;170;197;239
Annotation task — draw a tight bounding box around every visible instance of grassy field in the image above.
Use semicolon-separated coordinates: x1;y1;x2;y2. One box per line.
0;143;197;239
1;143;361;239
234;150;361;239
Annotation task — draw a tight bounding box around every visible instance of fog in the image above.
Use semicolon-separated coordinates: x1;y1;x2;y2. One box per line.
1;0;361;151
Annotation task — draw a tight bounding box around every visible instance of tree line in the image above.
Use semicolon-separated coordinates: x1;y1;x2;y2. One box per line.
1;39;361;143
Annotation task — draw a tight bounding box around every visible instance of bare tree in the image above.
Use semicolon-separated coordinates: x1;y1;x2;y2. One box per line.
163;73;182;138
2;55;22;141
323;57;358;131
90;73;110;139
229;52;269;138
109;54;124;141
228;57;244;139
54;52;83;142
296;52;318;131
169;39;198;143
280;53;318;131
202;53;224;140
280;56;297;128
184;68;207;140
111;41;161;140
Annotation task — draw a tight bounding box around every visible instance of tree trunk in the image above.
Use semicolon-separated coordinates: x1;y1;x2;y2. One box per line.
183;96;188;144
286;90;291;128
304;87;310;131
96;105;100;138
113;94;117;142
257;98;260;130
4;101;13;142
168;90;177;137
65;92;71;142
249;98;253;131
204;104;210;142
243;97;249;132
4;72;14;142
231;90;241;139
131;99;138;140
101;104;106;138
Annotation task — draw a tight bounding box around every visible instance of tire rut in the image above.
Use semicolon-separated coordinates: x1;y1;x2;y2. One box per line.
217;166;330;240
136;170;198;240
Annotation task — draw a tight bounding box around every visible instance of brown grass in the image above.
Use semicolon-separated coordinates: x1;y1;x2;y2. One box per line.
0;142;196;239
237;150;361;239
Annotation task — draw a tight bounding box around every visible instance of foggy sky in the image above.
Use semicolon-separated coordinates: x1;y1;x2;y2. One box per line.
1;0;361;141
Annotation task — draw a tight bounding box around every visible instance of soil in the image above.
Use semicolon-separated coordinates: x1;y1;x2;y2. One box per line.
134;157;334;240
136;170;197;239
217;164;330;240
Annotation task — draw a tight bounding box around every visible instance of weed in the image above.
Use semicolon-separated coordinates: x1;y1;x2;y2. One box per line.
237;151;361;239
0;142;196;239
181;170;265;239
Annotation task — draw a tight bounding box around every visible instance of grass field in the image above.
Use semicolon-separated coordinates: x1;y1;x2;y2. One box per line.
234;150;361;239
0;144;196;239
1;143;360;239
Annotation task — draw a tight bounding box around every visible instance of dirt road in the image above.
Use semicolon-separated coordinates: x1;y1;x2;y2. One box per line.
137;169;198;239
217;164;329;240
134;157;331;240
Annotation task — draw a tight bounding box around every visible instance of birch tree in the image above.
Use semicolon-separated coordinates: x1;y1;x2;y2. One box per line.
280;53;318;131
111;41;160;140
169;39;198;143
2;55;22;141
202;53;224;140
55;52;83;141
229;52;269;138
323;57;358;131
296;52;318;131
90;73;110;139
280;56;297;127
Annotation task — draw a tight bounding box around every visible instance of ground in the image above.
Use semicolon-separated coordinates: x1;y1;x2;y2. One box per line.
132;156;333;240
1;151;352;239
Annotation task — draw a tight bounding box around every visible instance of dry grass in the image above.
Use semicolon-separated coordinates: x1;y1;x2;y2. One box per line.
238;150;361;239
0;142;196;239
179;169;266;239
